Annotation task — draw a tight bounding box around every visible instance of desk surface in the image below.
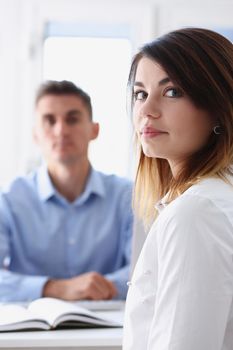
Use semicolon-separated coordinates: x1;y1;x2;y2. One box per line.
0;311;123;350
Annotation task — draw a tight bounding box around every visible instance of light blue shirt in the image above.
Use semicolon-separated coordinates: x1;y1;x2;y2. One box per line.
0;166;133;301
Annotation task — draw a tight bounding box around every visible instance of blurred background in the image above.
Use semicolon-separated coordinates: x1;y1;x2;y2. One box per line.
0;0;232;185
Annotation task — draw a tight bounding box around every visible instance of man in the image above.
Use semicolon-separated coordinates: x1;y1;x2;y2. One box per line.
0;80;133;301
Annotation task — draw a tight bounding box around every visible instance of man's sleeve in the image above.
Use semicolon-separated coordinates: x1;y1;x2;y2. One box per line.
0;195;48;301
0;270;48;301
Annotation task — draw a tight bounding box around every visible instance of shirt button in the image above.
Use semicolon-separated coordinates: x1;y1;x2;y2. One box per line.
3;256;10;268
127;281;132;286
144;269;151;275
141;297;149;304
68;238;75;245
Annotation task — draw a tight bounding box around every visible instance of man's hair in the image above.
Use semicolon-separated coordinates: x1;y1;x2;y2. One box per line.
128;27;233;225
35;80;93;119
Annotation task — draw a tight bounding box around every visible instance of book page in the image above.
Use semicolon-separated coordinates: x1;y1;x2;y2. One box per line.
0;305;35;325
0;304;49;331
28;298;121;328
28;298;97;324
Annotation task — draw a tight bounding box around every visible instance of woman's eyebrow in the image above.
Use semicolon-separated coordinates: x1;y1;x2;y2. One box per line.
134;77;171;88
134;81;144;87
158;77;170;86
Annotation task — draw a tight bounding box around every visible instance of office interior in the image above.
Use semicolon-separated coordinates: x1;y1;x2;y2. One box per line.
0;0;232;187
0;0;232;348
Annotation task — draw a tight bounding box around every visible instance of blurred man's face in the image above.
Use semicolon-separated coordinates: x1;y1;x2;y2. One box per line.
34;94;99;167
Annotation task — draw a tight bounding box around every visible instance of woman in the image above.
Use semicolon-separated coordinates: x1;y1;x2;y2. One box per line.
123;28;233;350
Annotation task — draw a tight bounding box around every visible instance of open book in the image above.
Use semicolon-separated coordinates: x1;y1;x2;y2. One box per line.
0;297;122;332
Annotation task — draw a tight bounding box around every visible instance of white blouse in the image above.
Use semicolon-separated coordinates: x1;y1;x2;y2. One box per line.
123;177;233;350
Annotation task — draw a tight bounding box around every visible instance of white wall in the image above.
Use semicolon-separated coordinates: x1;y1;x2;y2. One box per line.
0;0;232;185
0;0;23;183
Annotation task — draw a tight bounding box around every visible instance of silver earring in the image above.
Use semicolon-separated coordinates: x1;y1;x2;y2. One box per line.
213;125;221;135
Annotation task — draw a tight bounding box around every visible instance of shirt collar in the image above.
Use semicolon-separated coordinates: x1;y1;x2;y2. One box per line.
36;165;106;203
154;193;169;213
74;167;105;206
37;165;55;201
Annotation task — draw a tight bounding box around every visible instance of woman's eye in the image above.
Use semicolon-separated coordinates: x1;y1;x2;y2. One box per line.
133;91;147;101
164;87;183;98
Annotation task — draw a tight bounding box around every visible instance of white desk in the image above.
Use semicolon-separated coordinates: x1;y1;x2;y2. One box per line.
0;328;122;350
0;311;123;350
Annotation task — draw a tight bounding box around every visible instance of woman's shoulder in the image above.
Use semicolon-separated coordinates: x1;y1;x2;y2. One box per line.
153;177;233;254
185;176;233;198
161;177;233;226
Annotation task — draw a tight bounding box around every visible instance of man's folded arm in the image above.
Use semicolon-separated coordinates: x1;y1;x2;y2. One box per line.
105;265;130;299
0;269;49;301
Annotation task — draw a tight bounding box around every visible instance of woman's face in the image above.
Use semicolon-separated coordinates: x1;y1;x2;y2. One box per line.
133;57;214;175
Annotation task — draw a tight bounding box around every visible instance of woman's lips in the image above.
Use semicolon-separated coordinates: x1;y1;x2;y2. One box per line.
140;127;167;138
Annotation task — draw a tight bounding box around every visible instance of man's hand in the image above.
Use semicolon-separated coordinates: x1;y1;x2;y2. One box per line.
42;272;117;300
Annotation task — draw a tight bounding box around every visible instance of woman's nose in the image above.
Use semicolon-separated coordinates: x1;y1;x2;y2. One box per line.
138;98;161;119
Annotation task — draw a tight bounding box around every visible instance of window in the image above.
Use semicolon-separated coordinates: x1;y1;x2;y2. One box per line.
43;22;133;178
